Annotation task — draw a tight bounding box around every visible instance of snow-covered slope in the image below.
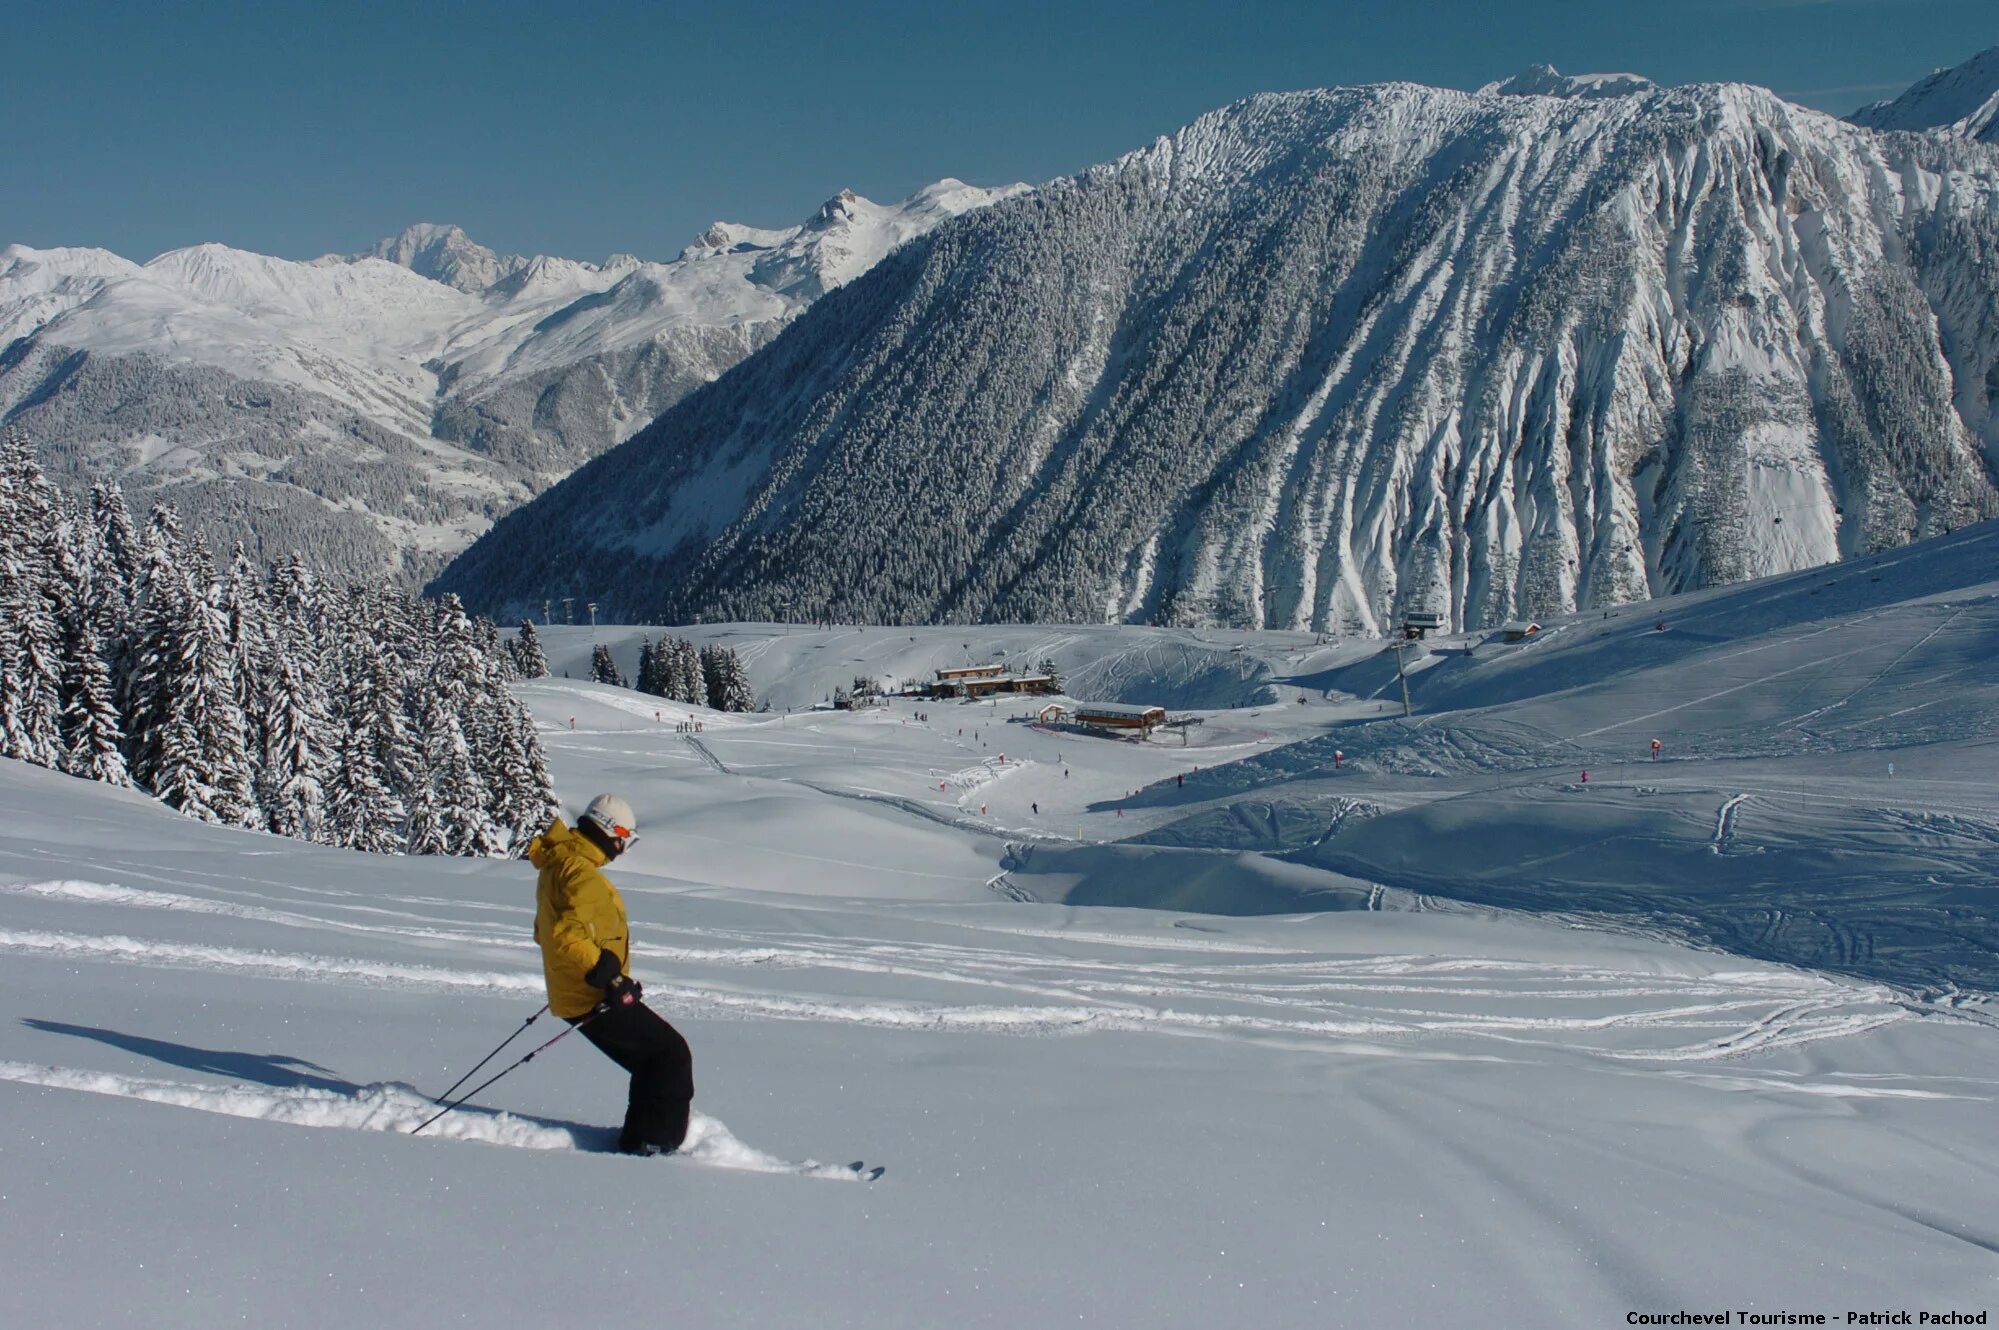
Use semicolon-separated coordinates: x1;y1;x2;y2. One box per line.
1850;46;1999;144
0;180;1023;581
439;75;1999;631
5;522;1999;1324
1477;63;1657;99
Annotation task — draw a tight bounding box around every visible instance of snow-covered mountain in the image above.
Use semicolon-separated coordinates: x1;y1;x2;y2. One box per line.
1477;63;1657;100
438;71;1999;632
0;179;1024;581
1850;46;1999;143
365;222;527;293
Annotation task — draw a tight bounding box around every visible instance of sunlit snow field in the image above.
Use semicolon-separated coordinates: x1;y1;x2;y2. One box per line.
2;525;1997;1327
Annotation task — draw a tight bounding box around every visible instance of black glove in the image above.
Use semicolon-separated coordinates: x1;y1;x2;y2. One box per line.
585;948;624;992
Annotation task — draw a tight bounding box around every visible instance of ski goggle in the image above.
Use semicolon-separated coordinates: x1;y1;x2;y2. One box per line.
588;817;638;851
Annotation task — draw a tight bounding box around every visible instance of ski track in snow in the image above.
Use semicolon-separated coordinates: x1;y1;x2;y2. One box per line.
0;877;1915;1064
1711;795;1750;854
0;1060;871;1178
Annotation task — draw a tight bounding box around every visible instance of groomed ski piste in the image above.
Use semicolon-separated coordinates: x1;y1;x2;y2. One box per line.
4;523;1998;1327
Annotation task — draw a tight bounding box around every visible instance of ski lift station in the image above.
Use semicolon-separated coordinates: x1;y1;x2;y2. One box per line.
1068;702;1169;735
1402;610;1445;639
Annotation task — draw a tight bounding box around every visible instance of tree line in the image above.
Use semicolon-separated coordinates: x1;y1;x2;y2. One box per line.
0;429;556;856
552;632;756;712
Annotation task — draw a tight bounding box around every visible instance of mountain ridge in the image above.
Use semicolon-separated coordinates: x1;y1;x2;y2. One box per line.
0;179;1025;582
1849;46;1999;143
435;74;1999;632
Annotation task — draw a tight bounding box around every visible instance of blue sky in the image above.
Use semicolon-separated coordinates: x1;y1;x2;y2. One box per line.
6;0;1993;263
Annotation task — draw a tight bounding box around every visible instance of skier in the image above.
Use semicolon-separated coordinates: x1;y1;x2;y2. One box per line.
528;794;693;1157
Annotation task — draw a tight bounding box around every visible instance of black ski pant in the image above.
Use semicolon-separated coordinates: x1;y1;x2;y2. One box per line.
572;999;694;1153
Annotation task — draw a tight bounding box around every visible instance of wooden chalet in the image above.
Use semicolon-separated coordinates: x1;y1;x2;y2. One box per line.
924;666;1061;699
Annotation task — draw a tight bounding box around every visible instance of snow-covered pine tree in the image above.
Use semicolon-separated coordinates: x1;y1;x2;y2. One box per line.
259;636;329;840
486;697;557;852
590;643;625;688
477;618;514;683
220;544;273;828
698;645;723;710
120;504;189;782
51;513;129;785
60;614;128;785
418;595;509;856
402;757;449;857
515;620;549;679
143;539;258;825
326;643;410;854
5;525;68;769
702;644;756;712
259;556;335;842
0;432;66;767
655;637;680;700
413;687;501;856
635;637;657;694
88;482;142;625
326;721;404;854
675;638;708;706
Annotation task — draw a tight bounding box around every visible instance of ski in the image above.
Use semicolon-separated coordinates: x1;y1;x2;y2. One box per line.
848;1160;886;1181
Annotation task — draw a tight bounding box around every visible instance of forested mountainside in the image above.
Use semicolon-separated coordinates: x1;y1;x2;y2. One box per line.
438;73;1999;633
0;181;1020;584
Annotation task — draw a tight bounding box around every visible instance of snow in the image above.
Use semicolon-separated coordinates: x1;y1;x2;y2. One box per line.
1478;64;1658;100
0;181;1028;417
0;181;1028;578
442;73;1999;630
1850;47;1999;144
5;522;1999;1323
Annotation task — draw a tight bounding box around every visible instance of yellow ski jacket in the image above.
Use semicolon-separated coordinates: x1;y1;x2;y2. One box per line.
528;818;630;1019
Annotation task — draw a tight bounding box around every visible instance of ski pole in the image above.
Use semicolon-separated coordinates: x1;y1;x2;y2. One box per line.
431;1003;549;1106
409;1010;598;1137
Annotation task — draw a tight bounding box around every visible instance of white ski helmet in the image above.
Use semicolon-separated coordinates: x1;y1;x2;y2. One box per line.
580;793;638;848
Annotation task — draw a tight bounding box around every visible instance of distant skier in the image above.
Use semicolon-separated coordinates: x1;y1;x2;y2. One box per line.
528;794;693;1157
